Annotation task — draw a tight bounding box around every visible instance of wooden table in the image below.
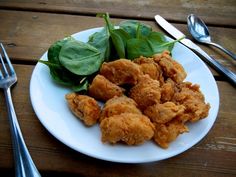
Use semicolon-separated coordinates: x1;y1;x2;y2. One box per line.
0;1;236;176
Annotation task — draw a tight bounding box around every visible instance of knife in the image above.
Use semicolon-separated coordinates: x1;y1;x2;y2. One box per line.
154;15;236;86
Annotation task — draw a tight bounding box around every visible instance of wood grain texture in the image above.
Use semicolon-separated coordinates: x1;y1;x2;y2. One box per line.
0;10;235;77
0;64;235;177
0;2;236;176
0;0;236;27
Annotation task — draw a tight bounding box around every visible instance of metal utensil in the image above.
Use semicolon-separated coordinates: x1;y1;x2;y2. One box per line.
0;43;41;177
154;15;236;86
187;14;236;60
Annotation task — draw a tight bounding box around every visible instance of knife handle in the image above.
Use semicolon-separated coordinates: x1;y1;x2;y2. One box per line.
193;47;236;86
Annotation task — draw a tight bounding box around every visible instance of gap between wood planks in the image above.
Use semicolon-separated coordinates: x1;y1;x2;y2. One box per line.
0;6;235;29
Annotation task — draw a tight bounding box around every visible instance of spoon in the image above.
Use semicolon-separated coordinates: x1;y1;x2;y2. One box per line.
187;14;236;60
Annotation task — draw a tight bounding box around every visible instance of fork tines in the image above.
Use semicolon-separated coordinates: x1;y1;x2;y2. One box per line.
0;43;15;78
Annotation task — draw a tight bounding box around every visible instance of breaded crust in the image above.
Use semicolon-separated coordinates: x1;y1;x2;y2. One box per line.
153;50;187;83
100;113;155;145
153;120;189;148
144;102;185;124
100;59;142;85
133;56;164;84
129;75;161;111
65;93;101;126
100;96;142;122
88;74;125;101
173;82;210;122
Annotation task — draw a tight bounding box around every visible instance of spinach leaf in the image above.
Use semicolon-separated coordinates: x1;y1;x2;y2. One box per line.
126;38;153;59
146;31;167;45
39;60;74;86
72;77;89;92
110;29;131;58
147;33;184;55
39;38;90;91
100;13;131;58
88;27;111;61
146;31;175;54
40;13;180;93
119;20;152;38
99;13;115;31
126;31;182;59
47;37;74;64
39;37;79;86
59;40;103;75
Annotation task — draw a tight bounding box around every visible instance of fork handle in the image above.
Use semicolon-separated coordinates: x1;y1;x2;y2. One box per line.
4;88;41;177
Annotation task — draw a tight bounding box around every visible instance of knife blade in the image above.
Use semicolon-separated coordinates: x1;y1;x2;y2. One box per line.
154;15;236;86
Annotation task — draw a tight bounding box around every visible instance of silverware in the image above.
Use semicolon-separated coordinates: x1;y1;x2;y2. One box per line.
154;15;236;86
187;14;236;60
0;43;41;177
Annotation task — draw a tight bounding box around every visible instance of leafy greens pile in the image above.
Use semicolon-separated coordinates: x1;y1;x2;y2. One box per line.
39;13;180;92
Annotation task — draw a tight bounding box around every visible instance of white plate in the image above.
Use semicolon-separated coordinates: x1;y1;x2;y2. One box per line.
30;27;219;163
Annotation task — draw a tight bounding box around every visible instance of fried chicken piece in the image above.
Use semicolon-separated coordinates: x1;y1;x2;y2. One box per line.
153;120;189;148
100;59;142;85
104;95;137;106
173;82;210;122
100;96;142;122
160;78;176;102
88;74;125;102
144;102;185;124
133;56;164;84
65;93;101;126
153;50;187;83
129;75;161;111
100;113;154;145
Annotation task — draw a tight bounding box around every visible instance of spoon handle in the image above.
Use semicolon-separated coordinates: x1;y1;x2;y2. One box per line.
208;42;236;60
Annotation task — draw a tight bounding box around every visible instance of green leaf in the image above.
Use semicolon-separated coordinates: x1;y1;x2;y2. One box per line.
59;40;103;75
98;13;114;32
39;60;84;87
39;38;92;91
88;27;111;60
126;38;153;59
72;78;89;92
40;13;180;93
119;20;152;38
47;37;75;64
146;31;167;45
40;37;84;87
148;34;184;54
110;29;131;58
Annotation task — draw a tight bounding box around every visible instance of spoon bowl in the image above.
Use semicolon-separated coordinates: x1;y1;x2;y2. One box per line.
187;14;211;43
187;14;236;60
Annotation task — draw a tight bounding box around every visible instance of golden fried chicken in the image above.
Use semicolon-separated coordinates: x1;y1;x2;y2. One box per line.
153;120;189;148
65;93;101;126
100;59;142;85
173;82;210;122
88;74;125;102
160;78;176;102
104;95;137;106
129;75;161;111
153;50;187;83
144;102;185;124
133;56;164;84
100;96;142;122
100;113;154;145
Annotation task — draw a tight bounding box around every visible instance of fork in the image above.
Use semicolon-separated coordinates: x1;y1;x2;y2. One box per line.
0;43;41;177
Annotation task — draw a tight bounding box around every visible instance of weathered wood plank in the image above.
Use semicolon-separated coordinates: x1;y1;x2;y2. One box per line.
0;10;235;78
0;64;235;177
0;0;236;27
